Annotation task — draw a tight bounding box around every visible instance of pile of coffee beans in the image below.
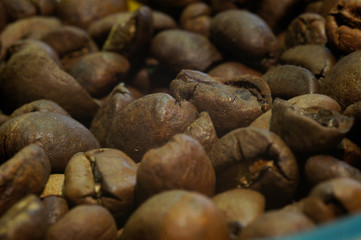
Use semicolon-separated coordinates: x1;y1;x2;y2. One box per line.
1;0;361;239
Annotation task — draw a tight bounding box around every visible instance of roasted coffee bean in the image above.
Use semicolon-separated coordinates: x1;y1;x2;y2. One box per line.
0;39;100;124
10;99;70;118
0;112;100;172
0;113;9;126
69;52;130;98
106;92;199;162
0;195;48;240
46;205;117;240
285;13;327;48
180;2;211;37
210;9;280;71
135;134;215;203
183;111;218;152
64;148;137;222
213;189;265;240
280;44;336;79
344;102;361;145
208;62;262;78
326;0;361;54
120;190;229;240
263;65;318;99
0;144;50;216
239;210;314;239
56;0;127;29
309;177;361;214
270;98;353;152
2;0;56;21
170;69;271;136
209;127;299;208
90;84;135;147
305;155;361;186
151;29;221;73
334;138;361;168
42;196;69;226
320;51;361;109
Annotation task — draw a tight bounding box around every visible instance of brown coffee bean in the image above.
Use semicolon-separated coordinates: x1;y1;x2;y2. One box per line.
180;2;211;37
0;113;9;127
0;16;61;60
120;190;229;240
183;111;218;152
170;69;272;136
335;138;361;169
46;205;117;240
10;99;70;118
305;155;361;186
208;62;262;78
280;44;336;79
0;112;100;172
106;92;199;162
64;148;137;221
210;9;280;71
152;10;177;32
326;0;361;54
0;144;50;216
2;0;37;21
239;210;314;240
320;51;361;109
69;52;130;98
42;196;69;226
41;174;65;198
251;93;342;130
151;29;221;73
0;40;100;124
270;98;353;152
285;13;327;48
309;177;361;214
0;195;48;240
56;0;127;29
209;127;299;208
263;65;318;99
90;84;135;147
212;189;265;239
103;6;154;62
135;134;215;203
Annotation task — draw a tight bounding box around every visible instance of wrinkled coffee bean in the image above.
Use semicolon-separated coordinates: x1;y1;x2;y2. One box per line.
151;29;222;73
120;190;229;240
135;134;215;203
10;99;70;118
46;205;117;240
326;0;361;54
0;195;48;240
207;62;262;78
180;2;211;37
239;210;314;239
170;69;272;136
280;44;336;79
285;12;327;48
0;144;50;216
305;155;361;187
209;127;299;208
69;52;130;98
183;111;218;152
210;9;280;71
106;92;199;162
270;98;353;152
0;112;100;172
42;196;69;226
263;65;318;99
64;148;137;222
213;189;265;240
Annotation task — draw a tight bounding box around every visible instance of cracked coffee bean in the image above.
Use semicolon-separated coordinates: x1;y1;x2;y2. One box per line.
0;144;50;216
170;69;272;136
0;195;48;240
46;205;117;240
270;98;353;153
120;190;229;240
135;134;215;204
64;148;137;222
0;112;100;172
209;126;299;208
